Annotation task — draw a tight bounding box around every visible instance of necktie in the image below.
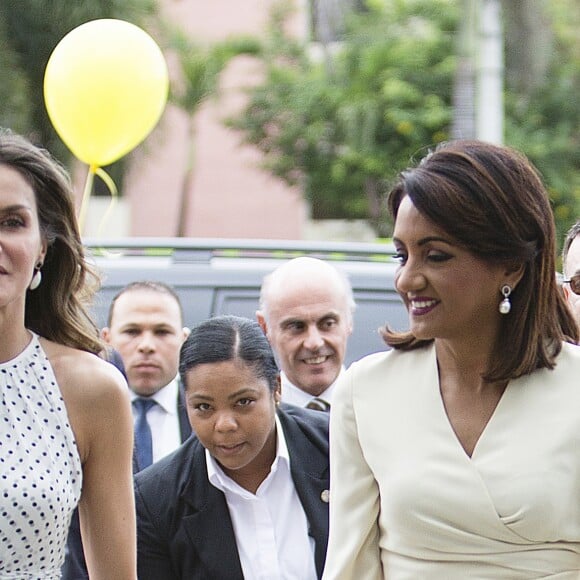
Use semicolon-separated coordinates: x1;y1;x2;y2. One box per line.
133;397;156;471
306;397;330;412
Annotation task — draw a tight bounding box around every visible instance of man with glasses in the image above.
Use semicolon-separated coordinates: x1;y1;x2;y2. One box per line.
562;220;580;328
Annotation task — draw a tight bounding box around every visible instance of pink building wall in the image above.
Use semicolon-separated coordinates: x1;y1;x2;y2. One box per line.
123;0;308;239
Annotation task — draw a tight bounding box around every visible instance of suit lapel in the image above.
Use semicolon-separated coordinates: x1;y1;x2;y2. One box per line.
173;411;328;579
179;443;244;579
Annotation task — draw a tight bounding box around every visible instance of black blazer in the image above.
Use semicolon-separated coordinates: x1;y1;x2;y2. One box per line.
62;385;192;580
134;404;330;580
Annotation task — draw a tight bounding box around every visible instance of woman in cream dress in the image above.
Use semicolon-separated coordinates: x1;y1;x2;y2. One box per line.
323;141;580;579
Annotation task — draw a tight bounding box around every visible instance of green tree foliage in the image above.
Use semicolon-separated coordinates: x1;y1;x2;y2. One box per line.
229;0;459;236
230;0;578;240
504;0;580;247
0;15;32;133
0;0;157;161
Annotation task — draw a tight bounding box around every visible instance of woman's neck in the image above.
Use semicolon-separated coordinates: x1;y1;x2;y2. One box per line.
435;338;495;393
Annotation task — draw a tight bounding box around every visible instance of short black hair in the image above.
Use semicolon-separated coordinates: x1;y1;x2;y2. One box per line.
179;315;279;392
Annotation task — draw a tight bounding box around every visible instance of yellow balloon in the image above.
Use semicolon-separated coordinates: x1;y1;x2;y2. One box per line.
44;19;168;167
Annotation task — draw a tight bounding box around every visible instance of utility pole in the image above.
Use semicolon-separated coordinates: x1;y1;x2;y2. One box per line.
451;0;477;140
477;0;504;144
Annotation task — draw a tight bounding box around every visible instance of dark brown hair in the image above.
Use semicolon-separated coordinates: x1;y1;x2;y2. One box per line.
0;130;102;353
382;140;578;381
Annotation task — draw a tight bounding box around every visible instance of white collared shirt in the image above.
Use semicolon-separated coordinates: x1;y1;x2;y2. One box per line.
130;377;182;463
280;369;344;408
207;416;317;580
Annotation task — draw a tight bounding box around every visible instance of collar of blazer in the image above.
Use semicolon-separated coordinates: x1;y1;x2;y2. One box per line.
178;404;330;577
179;404;329;509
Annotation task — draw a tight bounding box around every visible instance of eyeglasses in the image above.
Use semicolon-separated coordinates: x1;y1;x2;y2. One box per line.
563;274;580;295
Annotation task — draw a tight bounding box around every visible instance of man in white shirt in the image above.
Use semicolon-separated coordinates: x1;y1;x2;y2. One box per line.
101;281;192;466
257;257;355;410
562;220;580;329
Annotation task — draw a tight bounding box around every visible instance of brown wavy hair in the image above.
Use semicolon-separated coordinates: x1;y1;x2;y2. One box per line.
0;130;102;353
381;140;578;382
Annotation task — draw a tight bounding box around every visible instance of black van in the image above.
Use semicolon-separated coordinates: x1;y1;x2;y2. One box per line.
84;237;409;365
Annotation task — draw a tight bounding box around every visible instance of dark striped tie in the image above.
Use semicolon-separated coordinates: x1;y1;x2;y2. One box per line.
306;397;330;412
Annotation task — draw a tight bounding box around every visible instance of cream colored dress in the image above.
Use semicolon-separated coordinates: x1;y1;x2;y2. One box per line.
0;333;82;579
323;342;580;579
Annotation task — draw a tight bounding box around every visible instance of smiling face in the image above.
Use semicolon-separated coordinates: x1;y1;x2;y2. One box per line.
257;260;353;397
0;165;46;314
392;195;518;348
185;358;280;491
102;289;187;396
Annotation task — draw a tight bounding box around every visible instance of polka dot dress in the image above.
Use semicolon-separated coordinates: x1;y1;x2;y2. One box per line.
0;333;82;579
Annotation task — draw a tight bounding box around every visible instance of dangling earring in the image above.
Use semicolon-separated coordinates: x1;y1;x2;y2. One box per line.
29;263;43;291
499;284;512;314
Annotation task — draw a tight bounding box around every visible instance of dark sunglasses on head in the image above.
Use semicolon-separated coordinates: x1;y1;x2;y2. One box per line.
563;274;580;295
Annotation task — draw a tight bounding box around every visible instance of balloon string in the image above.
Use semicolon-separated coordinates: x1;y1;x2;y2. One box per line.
78;164;97;234
94;167;119;239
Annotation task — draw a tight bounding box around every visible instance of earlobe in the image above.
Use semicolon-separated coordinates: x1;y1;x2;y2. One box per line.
256;311;268;335
274;375;282;405
504;263;525;290
563;285;570;299
40;239;48;261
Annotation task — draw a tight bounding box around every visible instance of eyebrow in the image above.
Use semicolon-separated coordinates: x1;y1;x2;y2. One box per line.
278;317;302;329
280;311;341;325
120;323;175;330
0;204;32;214
393;235;453;246
118;324;143;331
188;387;260;401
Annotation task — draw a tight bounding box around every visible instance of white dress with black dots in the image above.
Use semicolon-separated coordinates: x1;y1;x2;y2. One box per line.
0;332;82;579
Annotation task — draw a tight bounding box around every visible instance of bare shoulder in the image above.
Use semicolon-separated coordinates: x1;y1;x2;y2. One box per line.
39;339;131;462
40;338;128;405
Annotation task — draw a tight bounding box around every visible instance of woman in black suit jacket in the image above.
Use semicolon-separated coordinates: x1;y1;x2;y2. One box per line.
134;315;330;579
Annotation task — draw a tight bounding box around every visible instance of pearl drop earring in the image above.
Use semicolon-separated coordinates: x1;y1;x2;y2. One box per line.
499;284;512;314
29;264;43;291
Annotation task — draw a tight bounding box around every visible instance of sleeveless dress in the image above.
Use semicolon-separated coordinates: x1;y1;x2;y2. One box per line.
0;333;82;579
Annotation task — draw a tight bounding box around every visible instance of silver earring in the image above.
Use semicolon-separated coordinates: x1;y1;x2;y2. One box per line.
29;264;42;291
499;284;512;314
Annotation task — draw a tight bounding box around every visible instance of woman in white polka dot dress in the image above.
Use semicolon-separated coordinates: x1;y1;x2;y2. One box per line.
0;131;136;579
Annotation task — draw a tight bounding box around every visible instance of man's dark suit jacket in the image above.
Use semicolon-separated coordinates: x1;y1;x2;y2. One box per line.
134;404;330;580
61;386;191;580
